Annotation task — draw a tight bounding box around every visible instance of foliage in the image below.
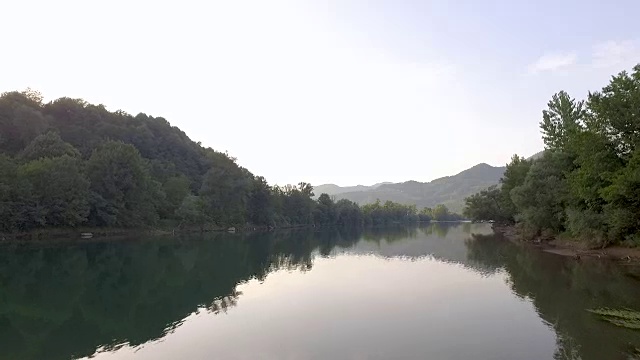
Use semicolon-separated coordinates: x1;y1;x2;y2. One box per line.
361;199;417;225
17;155;90;228
511;152;572;234
464;63;640;246
463;155;531;224
87;141;161;227
19;131;80;161
0;89;471;234
175;195;208;228
540;91;585;152
430;204;464;221
463;185;505;222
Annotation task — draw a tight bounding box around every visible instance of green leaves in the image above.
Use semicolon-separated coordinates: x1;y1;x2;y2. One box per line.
87;141;160;227
510;152;571;234
17;155;90;227
540;91;585;152
587;65;640;158
465;63;640;245
19;131;81;162
463;185;505;222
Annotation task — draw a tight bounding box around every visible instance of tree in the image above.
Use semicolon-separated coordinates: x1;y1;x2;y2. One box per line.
175;195;208;229
161;175;191;218
19;131;81;162
17;155;90;227
0;155;20;231
511;152;572;235
199;160;252;226
431;204;450;221
418;207;432;222
247;176;274;226
0;91;48;155
600;148;640;244
586;65;640;158
335;199;362;226
463;185;505;222
500;154;532;221
314;193;337;226
540;91;585;152
87;141;161;227
298;182;314;197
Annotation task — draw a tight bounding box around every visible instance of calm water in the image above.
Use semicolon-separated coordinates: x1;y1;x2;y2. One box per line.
1;223;640;360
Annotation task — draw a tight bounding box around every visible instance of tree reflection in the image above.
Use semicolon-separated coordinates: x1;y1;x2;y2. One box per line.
2;224;638;360
0;229;364;360
465;232;640;360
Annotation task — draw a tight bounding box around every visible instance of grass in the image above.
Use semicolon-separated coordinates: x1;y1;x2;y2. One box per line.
587;308;640;330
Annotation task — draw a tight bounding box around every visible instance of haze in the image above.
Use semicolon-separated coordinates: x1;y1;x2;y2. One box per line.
2;0;638;186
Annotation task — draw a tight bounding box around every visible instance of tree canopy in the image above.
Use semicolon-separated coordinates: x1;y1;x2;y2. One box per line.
464;64;640;247
0;89;461;234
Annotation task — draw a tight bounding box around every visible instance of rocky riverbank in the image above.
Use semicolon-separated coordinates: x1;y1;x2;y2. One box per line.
492;224;640;263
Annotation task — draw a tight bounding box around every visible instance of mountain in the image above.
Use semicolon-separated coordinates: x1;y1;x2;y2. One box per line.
324;163;506;213
527;150;545;161
313;182;390;197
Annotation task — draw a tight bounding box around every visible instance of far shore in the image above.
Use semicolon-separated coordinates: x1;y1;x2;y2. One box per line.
0;220;476;243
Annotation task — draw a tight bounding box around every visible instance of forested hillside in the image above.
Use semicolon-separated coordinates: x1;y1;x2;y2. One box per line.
0;90;460;234
313;182;389;197
464;64;640;247
332;163;506;213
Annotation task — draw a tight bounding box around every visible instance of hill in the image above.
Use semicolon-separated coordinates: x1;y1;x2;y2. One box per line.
327;163;507;213
313;182;390;197
0;89;429;233
527;150;545;161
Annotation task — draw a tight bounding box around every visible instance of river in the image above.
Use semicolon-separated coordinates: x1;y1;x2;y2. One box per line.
1;223;639;359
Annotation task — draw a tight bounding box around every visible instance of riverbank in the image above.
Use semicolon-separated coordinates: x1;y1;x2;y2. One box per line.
492;224;640;263
0;223;327;242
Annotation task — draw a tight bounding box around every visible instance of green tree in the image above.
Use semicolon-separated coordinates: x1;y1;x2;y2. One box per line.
335;199;362;226
247;176;274;226
19;131;81;162
431;204;450;221
540;91;585;152
199;159;252;226
419;207;432;222
0;155;21;231
17;156;90;227
87;141;161;227
463;185;505;222
161;175;191;218
314;193;337;226
0;90;48;155
500;154;532;221
600;148;640;244
511;152;572;235
175;195;208;229
586;65;640;158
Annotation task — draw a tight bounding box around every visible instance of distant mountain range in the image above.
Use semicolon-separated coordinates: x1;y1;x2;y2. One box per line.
314;163;507;213
313;182;392;196
314;151;545;213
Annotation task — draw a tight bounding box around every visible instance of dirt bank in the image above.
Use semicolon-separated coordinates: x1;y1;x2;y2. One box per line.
492;224;640;263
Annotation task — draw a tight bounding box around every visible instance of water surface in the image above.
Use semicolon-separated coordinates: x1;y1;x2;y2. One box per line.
1;223;639;359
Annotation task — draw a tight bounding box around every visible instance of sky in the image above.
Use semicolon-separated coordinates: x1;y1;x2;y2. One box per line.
2;0;639;186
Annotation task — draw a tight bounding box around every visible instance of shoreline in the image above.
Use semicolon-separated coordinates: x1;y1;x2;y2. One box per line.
0;220;464;243
0;223;357;243
492;224;640;263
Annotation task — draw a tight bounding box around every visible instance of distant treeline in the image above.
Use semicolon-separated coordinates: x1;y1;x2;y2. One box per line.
464;64;640;247
0;90;462;233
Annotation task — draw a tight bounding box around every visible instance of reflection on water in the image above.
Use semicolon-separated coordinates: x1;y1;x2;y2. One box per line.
0;223;639;360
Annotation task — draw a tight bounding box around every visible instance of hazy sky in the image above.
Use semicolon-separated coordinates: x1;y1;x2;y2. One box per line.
2;1;639;186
